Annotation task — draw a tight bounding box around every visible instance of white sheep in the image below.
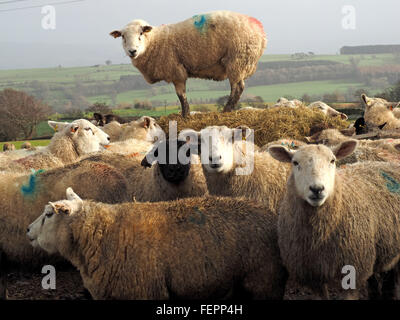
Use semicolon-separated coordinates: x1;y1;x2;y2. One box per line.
272;97;303;109
0;119;110;173
308;101;348;120
362;94;400;130
110;11;266;117
102;116;164;143
269;141;400;299
27;188;287;300
179;125;290;214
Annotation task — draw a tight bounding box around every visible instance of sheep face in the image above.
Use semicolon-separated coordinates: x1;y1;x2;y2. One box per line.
110;20;153;59
141;140;192;185
361;94;399;113
49;119;110;154
199;126;236;173
309;101;348;120
137;116;165;143
27;188;82;254
269;141;357;207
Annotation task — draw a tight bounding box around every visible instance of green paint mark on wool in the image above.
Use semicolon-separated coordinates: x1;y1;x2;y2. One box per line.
188;207;206;225
380;171;400;194
193;14;208;34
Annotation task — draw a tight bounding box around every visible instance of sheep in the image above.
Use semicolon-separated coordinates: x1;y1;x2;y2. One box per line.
110;11;266;117
0;160;130;298
0;119;110;173
93;112;129;126
82;139;207;202
362;94;400;130
102;116;164;142
21;142;33;150
260;139;306;152
179;126;290;214
104;138;153;155
272;97;303;109
306;128;400;165
308;101;348;120
2;143;15;152
268;141;400;299
27;187;287;300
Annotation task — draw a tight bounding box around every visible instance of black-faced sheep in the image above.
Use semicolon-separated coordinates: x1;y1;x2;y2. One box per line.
81;139;207;202
27;188;287;300
0;119;110;173
93;112;129;126
110;11;266;117
269;141;400;299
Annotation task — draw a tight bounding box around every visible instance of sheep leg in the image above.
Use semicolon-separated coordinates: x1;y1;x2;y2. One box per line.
223;80;245;112
174;81;190;118
0;251;8;300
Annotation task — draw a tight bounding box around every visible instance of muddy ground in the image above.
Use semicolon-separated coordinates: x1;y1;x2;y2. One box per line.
5;268;369;300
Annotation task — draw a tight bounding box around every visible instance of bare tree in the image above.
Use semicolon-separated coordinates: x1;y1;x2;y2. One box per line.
0;88;51;140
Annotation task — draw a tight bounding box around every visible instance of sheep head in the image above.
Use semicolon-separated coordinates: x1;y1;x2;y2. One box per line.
110;20;153;59
269;141;357;207
48;119;110;155
27;188;83;254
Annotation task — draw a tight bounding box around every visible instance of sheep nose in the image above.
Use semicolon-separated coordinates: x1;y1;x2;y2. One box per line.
27;227;30;233
310;185;324;196
129;49;137;57
107;136;110;141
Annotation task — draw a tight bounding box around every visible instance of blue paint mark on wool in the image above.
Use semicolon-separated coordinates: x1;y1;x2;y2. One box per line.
193;14;208;33
21;169;45;196
380;171;400;194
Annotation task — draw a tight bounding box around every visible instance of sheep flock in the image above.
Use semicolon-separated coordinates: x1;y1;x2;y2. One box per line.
2;10;400;301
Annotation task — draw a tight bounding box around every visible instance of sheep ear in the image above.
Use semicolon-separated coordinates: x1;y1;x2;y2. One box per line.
110;30;122;38
395;144;400;152
66;187;82;202
333;140;358;160
53;203;71;215
340;113;348;120
235;126;252;140
179;129;201;154
361;94;371;106
142;26;152;33
48;121;69;132
268;145;294;163
138;116;152;129
378;122;387;130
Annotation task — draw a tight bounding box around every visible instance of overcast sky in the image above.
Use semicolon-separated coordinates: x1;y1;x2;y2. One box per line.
0;0;399;69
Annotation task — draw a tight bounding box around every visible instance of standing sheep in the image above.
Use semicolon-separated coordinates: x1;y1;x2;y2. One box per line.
0;119;110;173
268;142;400;299
110;11;266;117
27;188;287;300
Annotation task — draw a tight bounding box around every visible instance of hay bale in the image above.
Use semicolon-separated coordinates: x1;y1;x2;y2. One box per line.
158;107;348;147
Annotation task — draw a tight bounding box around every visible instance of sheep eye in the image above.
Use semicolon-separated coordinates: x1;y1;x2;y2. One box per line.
293;161;299;166
45;212;54;218
330;159;335;164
